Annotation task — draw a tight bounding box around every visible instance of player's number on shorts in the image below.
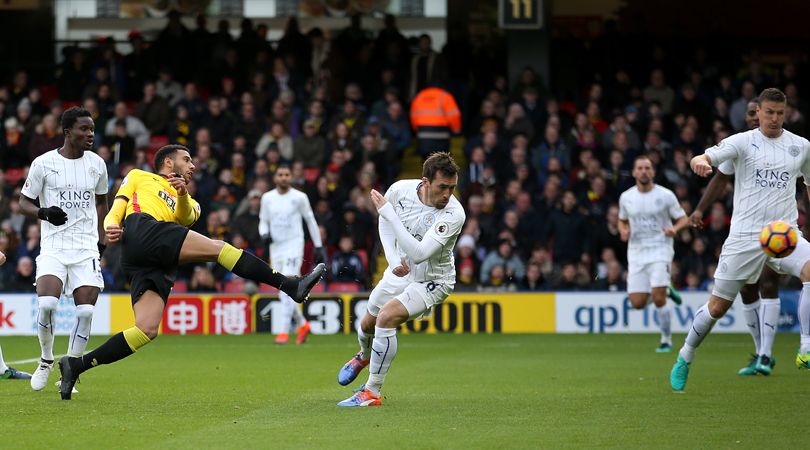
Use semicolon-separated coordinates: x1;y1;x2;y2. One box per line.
425;281;437;292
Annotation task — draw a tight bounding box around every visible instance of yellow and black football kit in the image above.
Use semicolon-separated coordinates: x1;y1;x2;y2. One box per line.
104;169;201;303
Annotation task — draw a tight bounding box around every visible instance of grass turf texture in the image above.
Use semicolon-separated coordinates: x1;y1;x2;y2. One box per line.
1;333;807;449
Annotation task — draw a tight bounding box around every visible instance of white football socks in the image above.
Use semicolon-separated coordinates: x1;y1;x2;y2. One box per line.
68;304;94;357
366;327;398;395
0;344;8;373
357;324;372;361
657;304;672;345
799;282;810;354
36;296;59;362
759;298;780;358
742;299;762;355
679;303;718;363
277;293;296;334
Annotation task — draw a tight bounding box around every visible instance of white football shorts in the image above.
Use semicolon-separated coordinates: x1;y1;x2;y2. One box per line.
35;249;103;296
367;268;453;320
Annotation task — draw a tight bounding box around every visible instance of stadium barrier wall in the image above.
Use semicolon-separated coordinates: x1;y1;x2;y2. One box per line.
0;291;801;335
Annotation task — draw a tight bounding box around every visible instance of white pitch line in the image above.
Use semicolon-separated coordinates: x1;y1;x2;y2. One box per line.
7;354;66;365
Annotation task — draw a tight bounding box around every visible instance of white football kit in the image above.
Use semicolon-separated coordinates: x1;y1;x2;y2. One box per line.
369;179;465;319
21;149;108;294
258;188;323;276
707;128;810;299
619;184;685;293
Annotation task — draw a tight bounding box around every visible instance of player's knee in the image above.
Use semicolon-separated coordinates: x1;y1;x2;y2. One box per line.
140;326;159;340
376;308;403;329
739;285;759;304
708;300;731;318
628;295;648;309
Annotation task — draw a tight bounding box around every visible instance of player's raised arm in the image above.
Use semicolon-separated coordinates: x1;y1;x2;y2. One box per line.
691;170;731;228
168;172;200;227
690;154;714;177
104;171;137;243
372;189;443;264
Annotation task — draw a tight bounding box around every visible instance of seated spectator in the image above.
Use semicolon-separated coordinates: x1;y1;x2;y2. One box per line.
455;234;480;282
168;104;193;147
9;256;35;292
135;81;170;134
189;266;218;292
479;264;517;292
330;235;365;284
28;113;62;160
294;119;327;168
480;238;526;285
519;262;546;291
594;260;626;292
104;101;150;148
104;119;137;164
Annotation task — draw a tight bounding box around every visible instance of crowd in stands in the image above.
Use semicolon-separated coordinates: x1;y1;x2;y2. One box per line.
0;12;808;293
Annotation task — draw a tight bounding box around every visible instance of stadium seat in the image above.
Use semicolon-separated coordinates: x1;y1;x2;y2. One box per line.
310;282;326;293
328;281;362;293
259;284;279;294
304;167;321;184
4;167;26;186
173;279;188;293
62;100;81;110
38;84;59;106
222;279;245;293
356;249;369;272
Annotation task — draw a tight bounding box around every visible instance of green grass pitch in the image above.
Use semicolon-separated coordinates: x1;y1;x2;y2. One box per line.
1;333;808;449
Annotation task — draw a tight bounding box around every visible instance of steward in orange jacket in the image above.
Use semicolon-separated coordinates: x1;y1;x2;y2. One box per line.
410;87;461;159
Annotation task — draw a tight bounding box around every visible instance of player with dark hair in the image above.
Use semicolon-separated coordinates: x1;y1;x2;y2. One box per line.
690;98;781;375
19;106;108;393
336;152;466;406
58;144;325;400
672;88;810;391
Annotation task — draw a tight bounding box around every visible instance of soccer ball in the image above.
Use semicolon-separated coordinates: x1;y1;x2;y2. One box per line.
760;220;798;258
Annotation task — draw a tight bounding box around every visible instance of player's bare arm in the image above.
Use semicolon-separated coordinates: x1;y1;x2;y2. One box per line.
19;194;68;226
664;215;691;237
690;154;713;177
618;218;630;242
691;172;731;228
96;193;109;247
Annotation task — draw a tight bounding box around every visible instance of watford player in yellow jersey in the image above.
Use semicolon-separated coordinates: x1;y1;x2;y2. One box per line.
58;145;326;400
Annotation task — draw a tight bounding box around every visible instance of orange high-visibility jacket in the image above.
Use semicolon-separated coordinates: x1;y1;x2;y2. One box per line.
410;87;462;133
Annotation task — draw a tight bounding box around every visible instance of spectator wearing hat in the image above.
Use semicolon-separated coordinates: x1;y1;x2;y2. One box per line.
231;189;265;256
455;234;480;287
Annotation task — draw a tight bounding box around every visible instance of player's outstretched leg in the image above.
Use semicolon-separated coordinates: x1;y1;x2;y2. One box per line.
338;319;373;386
58;293;161;400
180;233;326;302
339;301;408;407
671;301;721;391
0;345;32;380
